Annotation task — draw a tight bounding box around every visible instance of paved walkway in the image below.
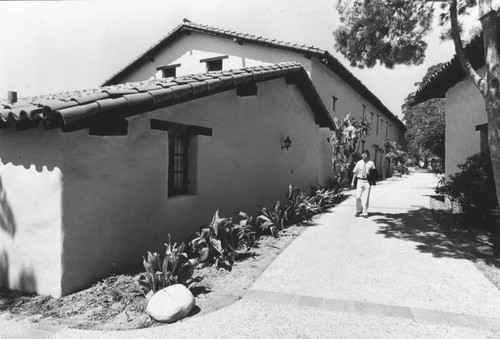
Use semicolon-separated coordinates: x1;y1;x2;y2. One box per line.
2;173;500;338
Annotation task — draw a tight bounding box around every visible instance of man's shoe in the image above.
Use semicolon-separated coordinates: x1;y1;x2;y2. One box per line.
362;213;368;218
355;212;361;217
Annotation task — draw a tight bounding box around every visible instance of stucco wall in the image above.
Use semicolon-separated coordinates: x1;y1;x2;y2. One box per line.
309;61;399;176
0;127;63;297
59;77;320;294
59;123;168;294
114;32;403;181
445;68;487;176
118;32;314;83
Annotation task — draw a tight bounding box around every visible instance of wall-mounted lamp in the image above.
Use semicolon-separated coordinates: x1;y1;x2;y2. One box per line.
282;136;292;150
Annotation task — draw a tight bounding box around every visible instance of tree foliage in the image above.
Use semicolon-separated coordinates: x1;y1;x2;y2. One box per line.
334;0;500;207
403;97;445;159
329;114;370;186
403;63;446;160
334;0;476;69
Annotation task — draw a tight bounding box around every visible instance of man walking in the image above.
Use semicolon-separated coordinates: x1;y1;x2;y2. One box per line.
351;150;376;217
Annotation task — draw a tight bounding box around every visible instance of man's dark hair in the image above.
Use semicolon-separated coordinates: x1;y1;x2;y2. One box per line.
362;150;370;157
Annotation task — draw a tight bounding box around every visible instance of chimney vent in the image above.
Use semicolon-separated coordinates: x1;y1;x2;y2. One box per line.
8;91;17;104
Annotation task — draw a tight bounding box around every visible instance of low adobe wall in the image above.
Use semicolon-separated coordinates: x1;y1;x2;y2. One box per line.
0;127;63;297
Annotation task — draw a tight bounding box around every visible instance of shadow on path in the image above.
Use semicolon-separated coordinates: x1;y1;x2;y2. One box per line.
370;208;467;260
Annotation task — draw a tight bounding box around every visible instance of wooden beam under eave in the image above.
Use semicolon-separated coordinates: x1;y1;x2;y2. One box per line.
236;83;257;97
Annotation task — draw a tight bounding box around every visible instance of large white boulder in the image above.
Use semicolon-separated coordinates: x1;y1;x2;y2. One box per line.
146;284;195;323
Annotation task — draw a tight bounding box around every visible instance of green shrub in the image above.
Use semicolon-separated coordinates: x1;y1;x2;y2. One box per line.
308;186;345;213
436;153;498;228
140;235;197;294
189;210;256;268
257;200;288;237
286;185;318;224
392;163;409;176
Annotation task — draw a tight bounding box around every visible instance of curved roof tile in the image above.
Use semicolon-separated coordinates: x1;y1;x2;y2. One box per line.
99;21;403;130
2;63;333;131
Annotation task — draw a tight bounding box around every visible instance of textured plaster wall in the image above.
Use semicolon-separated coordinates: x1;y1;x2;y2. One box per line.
310;61;399;176
119;32;314;83
60;121;168;294
61;77;319;294
145;77;319;242
445;68;487;176
116;32;403;181
0;127;63;297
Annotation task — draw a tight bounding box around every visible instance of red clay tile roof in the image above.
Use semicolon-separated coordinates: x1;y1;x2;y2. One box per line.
411;33;486;106
101;21;404;131
0;62;334;131
412;16;500;106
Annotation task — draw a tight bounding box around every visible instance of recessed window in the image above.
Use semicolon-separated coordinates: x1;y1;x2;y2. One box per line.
157;64;180;79
163;68;176;78
386;121;389;138
169;133;190;195
150;120;212;197
207;60;222;72
476;123;489;155
362;104;366;119
332;96;338;111
370;112;374;126
200;55;228;73
376;114;379;135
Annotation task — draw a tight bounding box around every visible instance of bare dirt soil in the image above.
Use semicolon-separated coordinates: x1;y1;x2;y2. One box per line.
0;226;306;331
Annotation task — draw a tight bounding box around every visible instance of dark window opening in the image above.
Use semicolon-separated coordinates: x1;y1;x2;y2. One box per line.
206;59;222;72
157;63;180;79
169;133;189;196
476;123;489;155
332;96;338;111
200;55;228;73
162;67;176;78
376;115;379;135
362;104;366;119
150;119;213;197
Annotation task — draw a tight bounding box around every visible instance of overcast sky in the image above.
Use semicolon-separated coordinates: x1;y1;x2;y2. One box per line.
0;0;465;119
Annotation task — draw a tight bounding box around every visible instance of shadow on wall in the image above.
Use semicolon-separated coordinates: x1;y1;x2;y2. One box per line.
0;251;8;287
371;208;467;260
0;251;37;293
0;176;16;237
18;267;37;292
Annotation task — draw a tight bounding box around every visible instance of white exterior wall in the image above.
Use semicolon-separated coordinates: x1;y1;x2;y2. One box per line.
120;32;314;82
114;32;403;181
309;61;397;175
0;77;320;296
0;128;63;297
63;78;320;294
445;68;487;176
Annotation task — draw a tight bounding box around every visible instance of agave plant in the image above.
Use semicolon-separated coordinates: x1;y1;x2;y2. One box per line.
308;187;345;213
140;234;198;294
190;210;255;268
286;185;315;223
257;200;289;236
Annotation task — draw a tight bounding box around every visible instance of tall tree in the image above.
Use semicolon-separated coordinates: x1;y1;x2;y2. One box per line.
334;0;500;205
403;97;445;161
403;63;446;162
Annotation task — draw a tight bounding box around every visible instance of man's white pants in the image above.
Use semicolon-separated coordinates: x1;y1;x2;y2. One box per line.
356;179;371;215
